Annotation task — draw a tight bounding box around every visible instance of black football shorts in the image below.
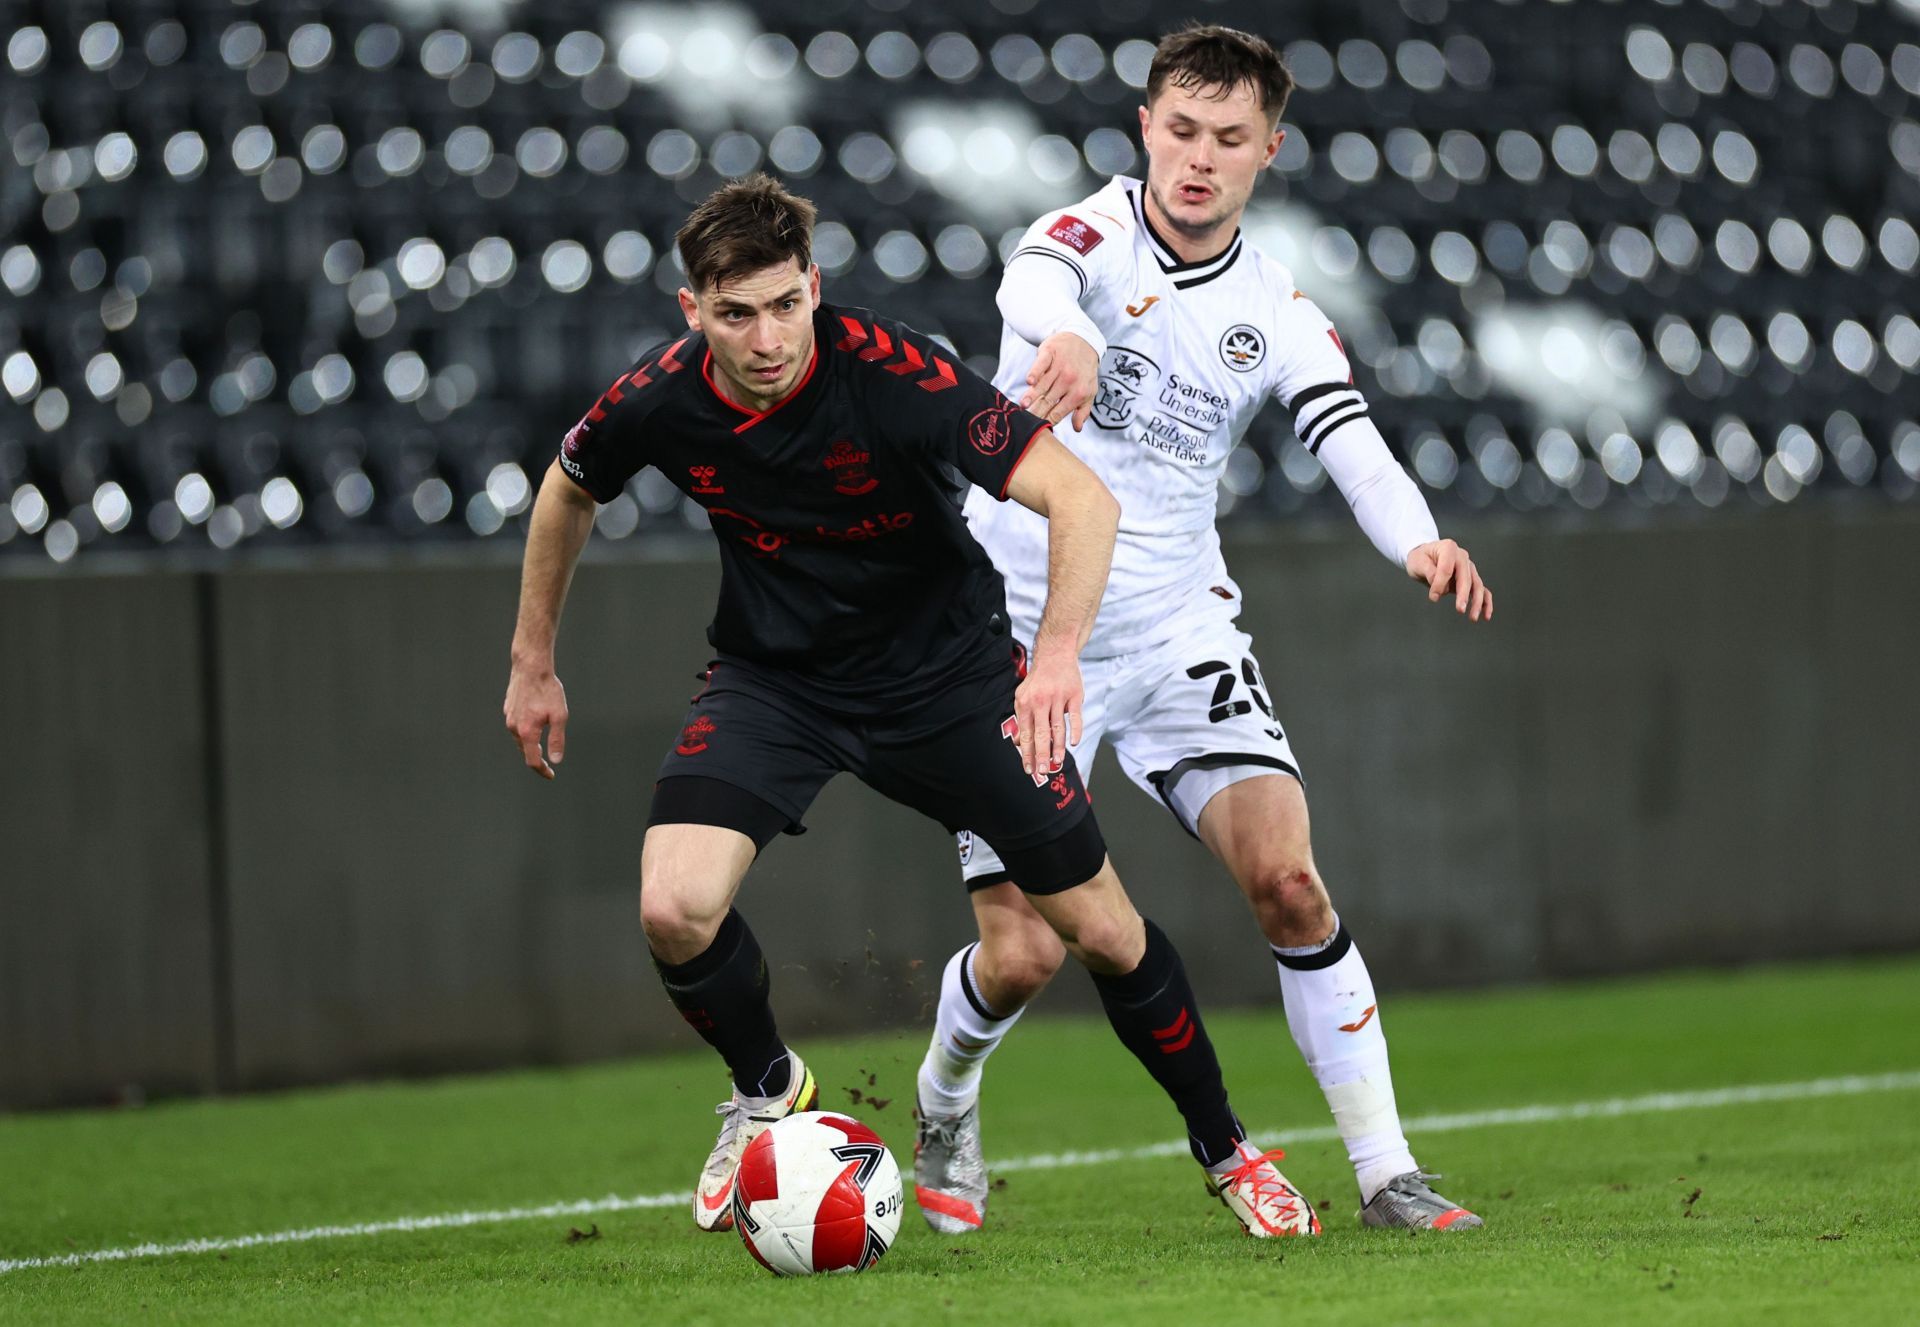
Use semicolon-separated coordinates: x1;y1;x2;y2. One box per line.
649;656;1103;892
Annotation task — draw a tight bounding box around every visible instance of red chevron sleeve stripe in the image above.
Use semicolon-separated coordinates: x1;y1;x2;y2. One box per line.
834;317;870;352
587;366;633;417
659;338;688;372
917;356;958;392
593;356;659;414
857;324;894;362
885;339;925;375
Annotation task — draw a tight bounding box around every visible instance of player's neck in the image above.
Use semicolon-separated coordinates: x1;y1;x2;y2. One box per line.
1142;188;1240;266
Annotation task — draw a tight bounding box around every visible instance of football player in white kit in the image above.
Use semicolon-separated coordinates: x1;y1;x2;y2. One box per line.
912;25;1493;1236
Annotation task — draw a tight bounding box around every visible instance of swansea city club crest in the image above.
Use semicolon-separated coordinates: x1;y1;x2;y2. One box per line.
1219;324;1266;373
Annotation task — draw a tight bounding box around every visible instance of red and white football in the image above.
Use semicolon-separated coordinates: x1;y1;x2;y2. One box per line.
731;1111;903;1276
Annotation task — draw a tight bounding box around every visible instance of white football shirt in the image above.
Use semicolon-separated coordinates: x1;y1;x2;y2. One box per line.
967;174;1434;658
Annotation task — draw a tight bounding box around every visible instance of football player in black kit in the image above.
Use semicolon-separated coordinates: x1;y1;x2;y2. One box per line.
503;176;1317;1240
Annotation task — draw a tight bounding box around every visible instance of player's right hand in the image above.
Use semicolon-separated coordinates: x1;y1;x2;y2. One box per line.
504;665;569;779
1011;648;1083;782
1405;538;1493;622
1020;332;1100;432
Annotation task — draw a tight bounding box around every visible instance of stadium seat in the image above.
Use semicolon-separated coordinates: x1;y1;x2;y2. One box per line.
2;0;1916;559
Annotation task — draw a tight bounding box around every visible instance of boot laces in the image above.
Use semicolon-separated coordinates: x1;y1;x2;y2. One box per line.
1380;1170;1445;1200
1219;1147;1301;1215
710;1099;748;1160
923;1114;963;1150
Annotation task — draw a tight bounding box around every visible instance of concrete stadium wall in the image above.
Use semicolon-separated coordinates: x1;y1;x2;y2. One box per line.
0;574;222;1106
3;506;1917;1109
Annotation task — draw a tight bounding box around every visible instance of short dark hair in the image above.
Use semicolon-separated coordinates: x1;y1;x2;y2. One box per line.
675;174;818;293
1147;24;1293;125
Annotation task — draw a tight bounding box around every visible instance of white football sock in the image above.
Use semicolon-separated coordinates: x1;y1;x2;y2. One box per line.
1272;916;1418;1204
918;943;1024;1117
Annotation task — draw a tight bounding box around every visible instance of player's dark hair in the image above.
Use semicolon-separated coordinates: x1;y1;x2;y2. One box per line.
1146;24;1293;125
676;174;818;293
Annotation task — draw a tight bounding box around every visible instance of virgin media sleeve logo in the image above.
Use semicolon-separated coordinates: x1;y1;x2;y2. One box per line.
967;400;1022;456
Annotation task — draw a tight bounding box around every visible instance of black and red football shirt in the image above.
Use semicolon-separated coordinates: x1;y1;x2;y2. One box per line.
557;302;1049;714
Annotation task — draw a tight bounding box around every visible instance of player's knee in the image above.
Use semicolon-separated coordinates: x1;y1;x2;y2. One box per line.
1246;862;1334;944
1059;908;1147;975
638;874;726;961
980;925;1066;1005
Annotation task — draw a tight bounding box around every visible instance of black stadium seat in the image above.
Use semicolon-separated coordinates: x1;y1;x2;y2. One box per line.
1;0;1916;559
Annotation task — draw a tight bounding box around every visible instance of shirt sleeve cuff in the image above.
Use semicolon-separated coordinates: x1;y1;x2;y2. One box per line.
996;420;1050;501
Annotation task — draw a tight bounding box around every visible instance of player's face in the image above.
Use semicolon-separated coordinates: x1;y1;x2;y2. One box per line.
1138;81;1283;255
680;259;821;409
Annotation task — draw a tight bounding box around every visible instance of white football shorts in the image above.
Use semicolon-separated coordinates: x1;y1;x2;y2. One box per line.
957;617;1301;886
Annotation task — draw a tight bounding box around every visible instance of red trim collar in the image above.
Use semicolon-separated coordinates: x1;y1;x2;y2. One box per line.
702;342;820;434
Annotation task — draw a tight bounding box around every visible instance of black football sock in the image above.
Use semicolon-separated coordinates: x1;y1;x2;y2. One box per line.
1091;917;1242;1167
652;909;793;1098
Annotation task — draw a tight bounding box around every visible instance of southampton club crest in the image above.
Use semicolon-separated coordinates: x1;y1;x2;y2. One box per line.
1091;345;1160;430
823;440;877;495
1219;324;1266;373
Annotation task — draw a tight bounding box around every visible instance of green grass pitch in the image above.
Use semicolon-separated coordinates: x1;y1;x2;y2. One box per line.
4;957;1917;1325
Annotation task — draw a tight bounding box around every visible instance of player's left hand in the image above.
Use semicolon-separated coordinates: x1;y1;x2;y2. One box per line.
1021;332;1100;432
1010;648;1084;782
1405;539;1493;621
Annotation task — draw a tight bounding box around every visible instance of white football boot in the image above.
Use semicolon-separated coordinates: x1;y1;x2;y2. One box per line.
692;1052;819;1231
1204;1141;1322;1238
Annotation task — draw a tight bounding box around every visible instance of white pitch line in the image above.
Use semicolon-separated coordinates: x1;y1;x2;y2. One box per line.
992;1069;1920;1173
4;1069;1915;1276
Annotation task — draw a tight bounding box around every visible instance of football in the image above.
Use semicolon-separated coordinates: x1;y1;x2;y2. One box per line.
731;1111;903;1276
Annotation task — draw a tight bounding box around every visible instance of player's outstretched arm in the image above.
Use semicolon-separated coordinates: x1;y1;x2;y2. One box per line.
997;248;1105;430
1003;433;1120;779
1311;413;1493;622
1405;539;1494;622
504;460;598;778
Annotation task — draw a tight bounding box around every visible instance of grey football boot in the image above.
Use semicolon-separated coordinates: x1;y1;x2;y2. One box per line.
1360;1171;1484;1230
914;1097;989;1233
